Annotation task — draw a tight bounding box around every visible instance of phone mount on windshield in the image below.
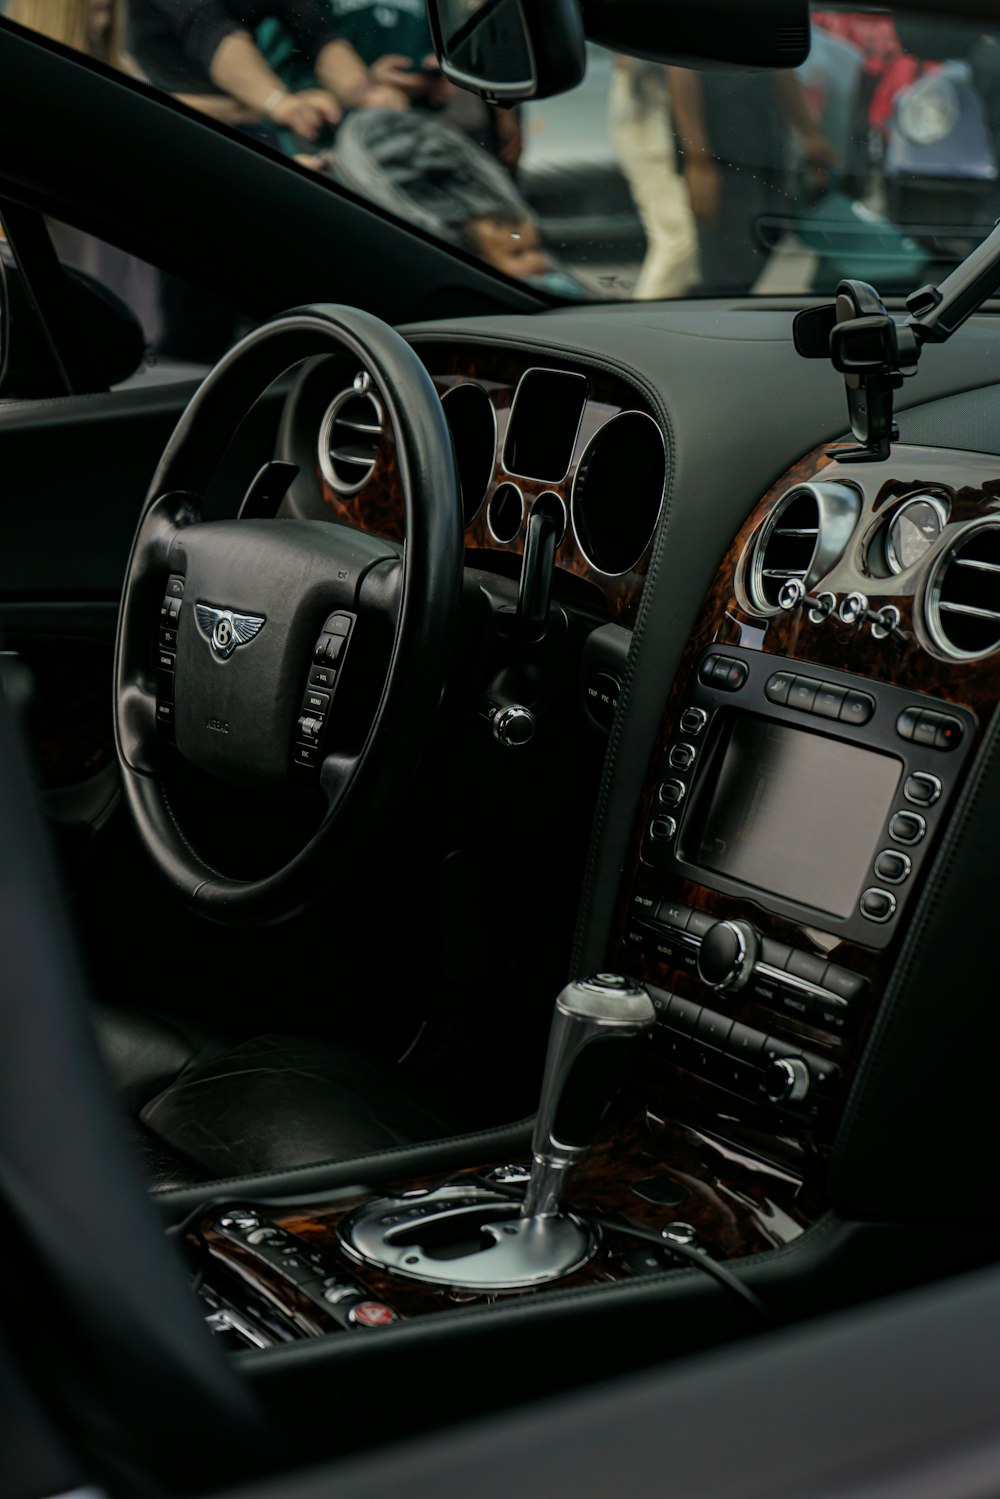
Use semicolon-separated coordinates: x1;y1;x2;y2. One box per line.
794;219;1000;463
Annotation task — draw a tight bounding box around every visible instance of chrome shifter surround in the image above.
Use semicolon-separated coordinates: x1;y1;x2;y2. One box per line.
340;1184;598;1291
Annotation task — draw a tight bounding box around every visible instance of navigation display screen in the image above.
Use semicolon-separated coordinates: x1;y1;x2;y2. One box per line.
681;716;902;920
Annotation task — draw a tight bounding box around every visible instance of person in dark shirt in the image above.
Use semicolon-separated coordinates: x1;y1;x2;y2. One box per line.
129;0;355;137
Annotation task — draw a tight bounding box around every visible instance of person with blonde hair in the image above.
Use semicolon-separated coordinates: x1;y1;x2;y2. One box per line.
6;0;126;66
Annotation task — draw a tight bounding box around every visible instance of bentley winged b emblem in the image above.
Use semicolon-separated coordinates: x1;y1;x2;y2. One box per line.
195;604;266;661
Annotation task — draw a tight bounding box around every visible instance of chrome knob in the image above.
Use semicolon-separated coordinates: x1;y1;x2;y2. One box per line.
764;1056;811;1104
493;704;535;748
696;920;758;993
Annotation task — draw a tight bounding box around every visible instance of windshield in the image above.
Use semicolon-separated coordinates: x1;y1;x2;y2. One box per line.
4;2;998;303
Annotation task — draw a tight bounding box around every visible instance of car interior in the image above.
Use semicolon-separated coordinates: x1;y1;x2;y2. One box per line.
5;0;1000;1495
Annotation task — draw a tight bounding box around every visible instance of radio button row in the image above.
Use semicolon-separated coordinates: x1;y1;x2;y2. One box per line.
889;810;926;845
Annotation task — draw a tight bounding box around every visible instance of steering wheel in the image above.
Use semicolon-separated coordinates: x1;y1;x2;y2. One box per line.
114;306;462;924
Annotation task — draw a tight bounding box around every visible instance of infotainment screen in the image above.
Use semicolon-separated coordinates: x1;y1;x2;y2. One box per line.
680;716;902;921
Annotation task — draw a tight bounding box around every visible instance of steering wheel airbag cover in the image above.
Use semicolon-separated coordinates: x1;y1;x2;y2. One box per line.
114;305;462;922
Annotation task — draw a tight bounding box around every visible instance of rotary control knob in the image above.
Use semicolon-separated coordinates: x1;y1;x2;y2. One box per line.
493;704;535;748
696;920;758;992
763;1056;811;1104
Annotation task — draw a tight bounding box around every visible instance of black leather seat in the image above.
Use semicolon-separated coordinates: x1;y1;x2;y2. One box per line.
93;1004;451;1190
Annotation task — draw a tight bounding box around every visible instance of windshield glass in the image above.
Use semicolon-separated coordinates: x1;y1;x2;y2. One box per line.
4;2;997;303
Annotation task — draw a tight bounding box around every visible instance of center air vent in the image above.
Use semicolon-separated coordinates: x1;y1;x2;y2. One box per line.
319;375;383;496
926;520;1000;660
747;481;860;614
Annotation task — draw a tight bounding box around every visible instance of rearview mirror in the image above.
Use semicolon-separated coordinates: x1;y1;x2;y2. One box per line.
427;0;586;101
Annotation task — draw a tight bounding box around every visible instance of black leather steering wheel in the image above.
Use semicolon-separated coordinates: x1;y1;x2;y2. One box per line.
114;306;462;924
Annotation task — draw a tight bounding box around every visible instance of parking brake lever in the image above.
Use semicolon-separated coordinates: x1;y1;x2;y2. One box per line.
513;507;559;637
522;975;655;1222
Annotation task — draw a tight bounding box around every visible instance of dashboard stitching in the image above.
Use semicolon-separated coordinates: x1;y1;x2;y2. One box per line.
831;701;1000;1180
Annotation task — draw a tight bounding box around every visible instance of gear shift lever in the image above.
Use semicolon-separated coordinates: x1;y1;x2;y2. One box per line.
522;974;656;1221
340;975;654;1291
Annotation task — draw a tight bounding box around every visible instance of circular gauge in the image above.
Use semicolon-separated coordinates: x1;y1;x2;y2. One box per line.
885;495;948;575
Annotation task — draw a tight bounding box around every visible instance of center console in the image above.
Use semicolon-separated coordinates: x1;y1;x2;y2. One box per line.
179;440;1000;1361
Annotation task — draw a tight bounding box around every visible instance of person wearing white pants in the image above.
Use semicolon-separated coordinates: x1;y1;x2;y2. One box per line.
609;58;699;300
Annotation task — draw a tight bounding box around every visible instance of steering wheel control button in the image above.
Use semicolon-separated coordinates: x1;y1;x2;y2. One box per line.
860;887;897;924
160;594;182;624
327;615;352;636
159;626;178;649
165;575;185;598
889;810;926;845
303;689;331;716
310;665;337;690
658;779;686;808
293;744;321;770
904;772;942;807
157;650;176;673
680;706;708;736
649;815;677;844
874;849;912;884
668;743;696;771
295;613;356;776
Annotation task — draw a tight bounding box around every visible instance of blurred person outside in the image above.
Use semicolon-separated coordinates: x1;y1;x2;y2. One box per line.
668;66;835;292
257;0;522;167
128;0;345;137
6;0;161;342
608;56;699;299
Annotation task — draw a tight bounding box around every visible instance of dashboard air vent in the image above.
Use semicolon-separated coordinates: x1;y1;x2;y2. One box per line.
747;481;860;614
319;374;383;496
926;520;1000;659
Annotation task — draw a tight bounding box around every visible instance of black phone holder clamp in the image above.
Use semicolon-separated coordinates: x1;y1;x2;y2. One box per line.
793;219;1000;463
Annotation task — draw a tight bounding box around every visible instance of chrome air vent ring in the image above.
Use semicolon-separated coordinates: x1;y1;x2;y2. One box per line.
746;481;860;615
924;518;1000;661
319;373;384;496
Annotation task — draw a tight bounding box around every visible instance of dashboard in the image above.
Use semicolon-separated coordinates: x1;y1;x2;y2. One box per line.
267;305;1000;1267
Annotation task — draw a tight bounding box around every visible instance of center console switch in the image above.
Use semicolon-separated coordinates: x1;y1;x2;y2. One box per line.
627;897;867;1039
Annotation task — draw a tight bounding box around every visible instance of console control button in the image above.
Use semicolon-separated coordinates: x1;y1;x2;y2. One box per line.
686;910;715;939
895;707;921;741
348;1302;398;1328
904;772;941;807
764;1056;810;1104
665;994;702;1036
813;683;846;721
699;654;747;691
649;816;677;844
933;715;963;751
860;887;897;923
813;997;857;1036
695;1009;733;1050
901;708;963;751
777;985;814;1021
787;676;818;712
889;810;926;845
764;671;794;706
874;849;911;884
680;707;708;736
631;892;659;918
839;689;875;726
726;1022;766;1065
821;966;867;1003
697;920;758;992
760;938;791;970
785;950;828;987
656;901;692;930
668;743;696;771
585;671;621;728
658;779;686;808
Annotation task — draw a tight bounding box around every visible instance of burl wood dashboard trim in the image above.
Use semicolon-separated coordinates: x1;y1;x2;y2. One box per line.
608;441;1000;1152
318;345;663;628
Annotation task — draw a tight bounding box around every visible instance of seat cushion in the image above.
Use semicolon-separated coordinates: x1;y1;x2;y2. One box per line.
139;1032;450;1180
